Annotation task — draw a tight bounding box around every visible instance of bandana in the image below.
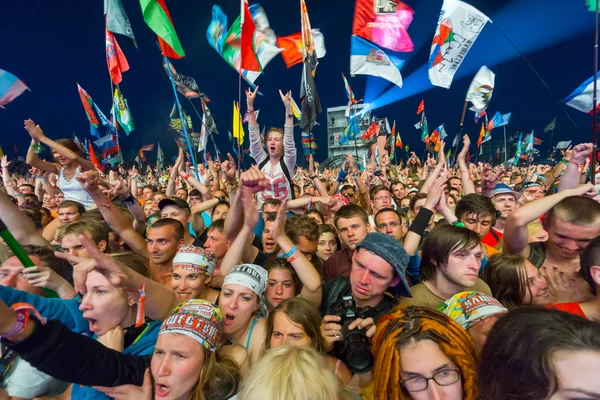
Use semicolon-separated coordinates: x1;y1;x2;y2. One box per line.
332;193;349;206
437;292;507;331
223;264;268;316
173;245;216;276
159;300;222;352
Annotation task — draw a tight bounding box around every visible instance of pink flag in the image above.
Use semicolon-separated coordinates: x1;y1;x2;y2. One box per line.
352;0;414;52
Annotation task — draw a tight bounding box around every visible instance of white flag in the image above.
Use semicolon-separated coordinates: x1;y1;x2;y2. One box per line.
428;0;489;89
465;66;495;113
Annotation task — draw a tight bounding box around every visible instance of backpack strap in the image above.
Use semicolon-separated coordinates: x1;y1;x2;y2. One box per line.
528;242;546;269
490;229;501;242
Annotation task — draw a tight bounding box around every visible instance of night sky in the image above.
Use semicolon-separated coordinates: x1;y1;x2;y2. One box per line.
1;0;597;165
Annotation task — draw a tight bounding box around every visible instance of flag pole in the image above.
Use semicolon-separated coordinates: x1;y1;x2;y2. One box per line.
503;124;507;163
112;84;123;165
459;101;468;126
592;0;599;185
237;0;244;171
164;55;200;180
187;98;221;160
548;126;555;155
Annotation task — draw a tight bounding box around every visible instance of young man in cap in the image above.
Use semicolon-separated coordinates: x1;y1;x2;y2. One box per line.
158;197;196;245
520;181;545;203
320;232;412;353
482;183;521;248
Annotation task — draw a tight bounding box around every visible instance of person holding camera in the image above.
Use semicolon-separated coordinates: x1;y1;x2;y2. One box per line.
319;232;412;377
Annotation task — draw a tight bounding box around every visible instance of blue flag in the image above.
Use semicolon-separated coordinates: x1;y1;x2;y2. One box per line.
349;36;405;88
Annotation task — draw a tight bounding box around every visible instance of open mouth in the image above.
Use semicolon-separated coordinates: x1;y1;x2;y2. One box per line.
155;384;170;397
224;313;235;326
85;318;99;332
177;291;191;299
269;146;276;152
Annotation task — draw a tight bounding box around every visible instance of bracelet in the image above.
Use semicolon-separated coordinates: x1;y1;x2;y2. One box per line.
308;197;314;210
286;113;294;118
568;159;584;167
0;302;47;341
287;249;299;263
560;159;569;165
310;175;318;180
182;173;191;180
120;193;136;207
278;245;297;260
452;220;466;228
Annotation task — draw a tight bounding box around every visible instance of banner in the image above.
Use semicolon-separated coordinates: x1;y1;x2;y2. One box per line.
352;0;414;52
428;0;489;88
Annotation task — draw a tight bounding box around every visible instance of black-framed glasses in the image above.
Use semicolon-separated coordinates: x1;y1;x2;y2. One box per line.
401;369;461;392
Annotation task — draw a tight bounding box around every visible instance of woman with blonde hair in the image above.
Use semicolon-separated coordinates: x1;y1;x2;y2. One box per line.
239;345;355;400
363;306;479;400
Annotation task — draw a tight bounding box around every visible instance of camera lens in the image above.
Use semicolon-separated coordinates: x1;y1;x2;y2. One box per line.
340;322;374;374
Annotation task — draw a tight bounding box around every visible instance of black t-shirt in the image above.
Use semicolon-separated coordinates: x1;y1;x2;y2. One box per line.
252;250;275;268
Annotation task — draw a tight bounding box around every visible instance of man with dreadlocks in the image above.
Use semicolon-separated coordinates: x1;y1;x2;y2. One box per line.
362;306;479;400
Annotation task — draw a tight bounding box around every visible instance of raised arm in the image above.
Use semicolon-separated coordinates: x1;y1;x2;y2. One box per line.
223;168;266;241
558;143;592;192
76;171;148;257
279;90;297;173
24;120;93;172
246;87;268;165
273;202;322;307
420;142;446;194
503;184;596;256
0;185;50;247
166;149;183;198
112;179;146;234
456;135;476;195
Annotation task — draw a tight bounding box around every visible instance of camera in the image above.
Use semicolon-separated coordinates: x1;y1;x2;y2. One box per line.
330;295;374;374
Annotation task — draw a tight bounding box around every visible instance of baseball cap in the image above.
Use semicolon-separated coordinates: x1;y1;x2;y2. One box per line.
159;299;222;352
492;183;522;201
408;187;419;194
158;197;191;212
355;232;412;298
437;291;507;331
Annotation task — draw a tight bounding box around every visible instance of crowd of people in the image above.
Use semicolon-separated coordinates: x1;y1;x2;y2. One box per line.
0;89;599;400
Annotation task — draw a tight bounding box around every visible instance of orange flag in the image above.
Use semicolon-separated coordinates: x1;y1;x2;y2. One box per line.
106;29;130;85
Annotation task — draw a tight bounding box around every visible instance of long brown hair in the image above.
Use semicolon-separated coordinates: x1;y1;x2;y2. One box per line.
371;306;479;400
264;298;325;353
480;253;530;309
54;138;85;159
189;347;239;400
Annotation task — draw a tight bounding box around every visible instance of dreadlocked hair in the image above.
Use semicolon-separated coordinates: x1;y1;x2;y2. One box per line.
370;306;479;400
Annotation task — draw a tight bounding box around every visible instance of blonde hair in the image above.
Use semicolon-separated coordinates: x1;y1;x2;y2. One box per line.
240;345;350;400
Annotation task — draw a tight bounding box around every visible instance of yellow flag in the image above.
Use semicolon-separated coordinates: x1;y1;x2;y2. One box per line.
232;101;245;146
0;146;4;158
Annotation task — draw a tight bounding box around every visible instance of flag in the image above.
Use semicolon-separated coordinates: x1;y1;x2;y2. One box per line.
138;144;155;162
105;30;129;85
544;117;556;133
198;111;209;153
241;0;261;72
501;112;512;126
291;97;302;120
300;0;318;71
352;0;414;52
77;84;100;129
513;133;523;165
419;112;429;141
477;123;485;147
452;133;460;147
100;136;120;158
466;66;495;114
361;120;378;140
277;30;326;69
342;72;357;103
202;102;218;133
246;4;284;82
428;0;489;89
233;101;245;145
299;58;322;133
0;69;29;108
113;87;135;135
437;123;448;139
156;142;164;171
87;141;102;170
207;5;276;85
587;0;599;11
0;146;4;158
139;0;185;58
163;61;208;101
474;109;486;123
105;0;137;47
93;104;117;137
429;128;441;151
563;73;600;113
416;99;424;115
301;132;317;159
556;140;571;150
94;134;116;147
487;111;503;131
350;35;404;88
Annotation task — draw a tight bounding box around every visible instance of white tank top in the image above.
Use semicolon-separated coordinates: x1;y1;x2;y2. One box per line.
57;167;95;210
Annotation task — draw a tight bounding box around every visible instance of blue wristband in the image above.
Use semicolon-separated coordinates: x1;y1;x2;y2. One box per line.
278;245;297;259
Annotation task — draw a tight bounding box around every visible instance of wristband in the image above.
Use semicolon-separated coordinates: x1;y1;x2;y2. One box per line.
310;175;318;180
287;250;299;263
568;159;584;167
408;208;434;237
182;173;191;180
452;220;466;228
560;159;568;165
120;193;136;207
0;303;46;341
286;113;294;118
278;245;297;260
307;197;314;210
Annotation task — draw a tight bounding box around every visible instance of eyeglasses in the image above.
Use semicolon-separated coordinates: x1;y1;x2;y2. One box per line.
377;221;400;229
402;369;461;392
374;195;391;201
